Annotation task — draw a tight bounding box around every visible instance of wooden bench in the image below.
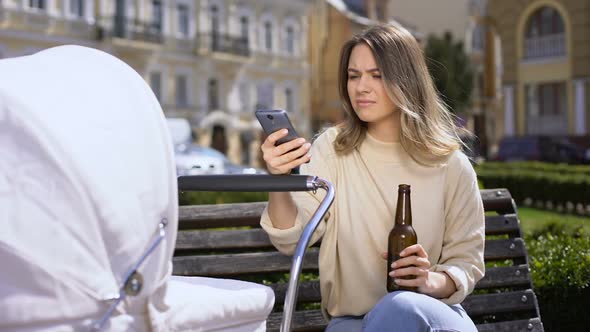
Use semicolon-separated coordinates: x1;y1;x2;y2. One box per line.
173;188;544;331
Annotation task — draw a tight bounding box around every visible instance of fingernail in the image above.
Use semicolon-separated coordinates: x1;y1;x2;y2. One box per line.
400;251;406;256
297;138;305;144
394;279;402;284
303;143;311;149
391;262;397;269
282;129;289;134
390;271;396;277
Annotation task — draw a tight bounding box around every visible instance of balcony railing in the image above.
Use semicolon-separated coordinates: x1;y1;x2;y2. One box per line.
97;15;163;44
524;34;566;60
199;33;250;57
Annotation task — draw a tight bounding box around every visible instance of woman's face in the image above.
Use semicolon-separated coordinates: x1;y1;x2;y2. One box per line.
346;43;398;124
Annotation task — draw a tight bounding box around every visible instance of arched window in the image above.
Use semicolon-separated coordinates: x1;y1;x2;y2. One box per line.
524;7;565;59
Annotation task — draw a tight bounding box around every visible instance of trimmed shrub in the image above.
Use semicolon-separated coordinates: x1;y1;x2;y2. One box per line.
475;165;590;207
526;226;590;331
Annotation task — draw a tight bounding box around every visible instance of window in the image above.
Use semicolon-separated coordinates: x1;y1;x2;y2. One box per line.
526;82;568;134
264;21;272;51
240;16;249;42
285;26;295;55
211;5;220;50
149;72;162;102
472;24;485;52
70;0;84;17
524;7;565;59
256;82;273;110
285;88;294;112
152;0;163;32
176;75;188;107
29;0;45;9
177;4;190;37
239;83;250;112
208;79;219;111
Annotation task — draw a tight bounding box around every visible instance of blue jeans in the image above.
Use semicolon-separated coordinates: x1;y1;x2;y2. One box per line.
325;291;477;332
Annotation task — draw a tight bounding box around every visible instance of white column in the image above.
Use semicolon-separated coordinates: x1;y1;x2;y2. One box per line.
575;79;587;135
503;85;515;136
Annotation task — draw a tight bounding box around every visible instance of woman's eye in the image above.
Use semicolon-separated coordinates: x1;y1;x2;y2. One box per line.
348;75;359;80
373;75;382;79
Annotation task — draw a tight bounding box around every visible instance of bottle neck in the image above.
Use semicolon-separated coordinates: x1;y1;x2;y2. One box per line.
394;189;412;225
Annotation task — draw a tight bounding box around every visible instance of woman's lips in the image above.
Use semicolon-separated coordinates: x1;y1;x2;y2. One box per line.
356;100;375;108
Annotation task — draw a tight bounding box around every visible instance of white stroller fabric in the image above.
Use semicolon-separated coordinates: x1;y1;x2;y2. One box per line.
0;45;274;331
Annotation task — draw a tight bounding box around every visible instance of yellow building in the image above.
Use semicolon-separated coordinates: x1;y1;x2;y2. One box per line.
487;0;590;150
0;0;312;167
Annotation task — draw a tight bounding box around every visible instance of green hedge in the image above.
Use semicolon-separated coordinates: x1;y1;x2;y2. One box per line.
475;165;590;207
526;225;590;331
479;161;590;175
179;191;268;206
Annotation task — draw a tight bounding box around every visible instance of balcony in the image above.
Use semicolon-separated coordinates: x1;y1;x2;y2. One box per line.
97;16;163;44
524;34;565;60
198;33;249;57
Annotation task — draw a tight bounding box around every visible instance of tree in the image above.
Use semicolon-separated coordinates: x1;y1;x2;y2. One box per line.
425;31;473;114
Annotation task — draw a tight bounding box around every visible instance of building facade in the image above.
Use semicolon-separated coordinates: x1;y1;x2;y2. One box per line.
0;0;312;167
487;0;590;149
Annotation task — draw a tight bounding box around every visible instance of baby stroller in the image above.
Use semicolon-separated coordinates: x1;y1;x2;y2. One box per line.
0;45;333;331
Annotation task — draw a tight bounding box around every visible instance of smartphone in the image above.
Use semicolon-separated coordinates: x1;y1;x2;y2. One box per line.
255;109;300;145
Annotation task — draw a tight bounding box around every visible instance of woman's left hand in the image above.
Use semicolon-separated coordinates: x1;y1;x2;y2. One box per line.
381;244;456;298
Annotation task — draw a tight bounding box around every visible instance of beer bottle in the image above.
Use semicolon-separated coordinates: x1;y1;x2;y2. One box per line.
387;184;418;292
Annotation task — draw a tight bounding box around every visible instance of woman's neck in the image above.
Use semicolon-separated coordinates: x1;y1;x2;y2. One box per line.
367;112;401;143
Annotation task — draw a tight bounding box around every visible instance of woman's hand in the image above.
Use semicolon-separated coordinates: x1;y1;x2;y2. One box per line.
261;129;311;175
381;244;457;298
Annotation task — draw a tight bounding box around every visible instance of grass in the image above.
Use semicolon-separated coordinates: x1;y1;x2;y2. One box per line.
517;207;590;236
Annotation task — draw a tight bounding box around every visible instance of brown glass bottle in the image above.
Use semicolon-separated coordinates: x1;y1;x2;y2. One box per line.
387;184;418;292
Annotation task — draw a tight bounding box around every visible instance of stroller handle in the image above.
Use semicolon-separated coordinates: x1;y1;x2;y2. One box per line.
178;174;318;192
177;175;335;332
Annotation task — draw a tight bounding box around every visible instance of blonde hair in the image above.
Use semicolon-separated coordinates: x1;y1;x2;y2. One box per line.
335;24;466;164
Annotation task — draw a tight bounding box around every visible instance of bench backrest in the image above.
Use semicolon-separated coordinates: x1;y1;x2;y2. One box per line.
173;188;544;332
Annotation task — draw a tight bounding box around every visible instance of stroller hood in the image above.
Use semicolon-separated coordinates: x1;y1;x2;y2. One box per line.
0;45;178;330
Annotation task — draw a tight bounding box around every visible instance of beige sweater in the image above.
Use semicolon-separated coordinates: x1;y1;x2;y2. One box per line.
260;127;485;317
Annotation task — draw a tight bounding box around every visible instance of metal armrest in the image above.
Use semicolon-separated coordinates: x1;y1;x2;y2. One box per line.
177;175;335;332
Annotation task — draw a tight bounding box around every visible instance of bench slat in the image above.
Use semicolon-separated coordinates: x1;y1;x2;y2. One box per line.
476;317;544;332
172;249;320;277
484;238;526;261
175;229;272;251
484;214;520;236
269;265;532;304
175;219;524;252
480;189;514;214
475;265;531;289
172;238;525;276
462;289;538;317
267;310;326;332
266;310;543;332
178;202;265;229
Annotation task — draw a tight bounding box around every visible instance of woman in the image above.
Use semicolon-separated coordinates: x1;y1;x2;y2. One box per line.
259;24;484;331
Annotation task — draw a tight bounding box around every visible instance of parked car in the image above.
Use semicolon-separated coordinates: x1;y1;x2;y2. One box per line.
494;136;588;164
175;144;266;176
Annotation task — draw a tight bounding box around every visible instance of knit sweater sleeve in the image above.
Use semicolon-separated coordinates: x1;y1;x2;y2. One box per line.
259;129;338;255
432;151;485;304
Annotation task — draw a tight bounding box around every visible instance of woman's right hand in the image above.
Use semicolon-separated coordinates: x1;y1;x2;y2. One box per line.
261;129;312;175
